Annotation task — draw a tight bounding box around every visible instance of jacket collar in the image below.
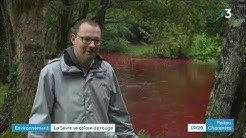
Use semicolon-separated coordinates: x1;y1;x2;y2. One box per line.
61;47;103;75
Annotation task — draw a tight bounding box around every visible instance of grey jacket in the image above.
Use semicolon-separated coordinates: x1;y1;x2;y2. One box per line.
28;47;136;138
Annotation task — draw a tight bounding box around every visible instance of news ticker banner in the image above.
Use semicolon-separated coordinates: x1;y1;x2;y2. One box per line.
12;124;115;132
187;119;234;132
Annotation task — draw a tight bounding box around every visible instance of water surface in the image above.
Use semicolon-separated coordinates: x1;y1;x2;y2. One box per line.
102;53;216;137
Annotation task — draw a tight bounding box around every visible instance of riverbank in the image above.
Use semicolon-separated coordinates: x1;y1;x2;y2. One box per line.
126;44;153;56
104;44;218;64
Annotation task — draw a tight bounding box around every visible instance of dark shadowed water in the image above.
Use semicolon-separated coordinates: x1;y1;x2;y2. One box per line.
101;53;216;138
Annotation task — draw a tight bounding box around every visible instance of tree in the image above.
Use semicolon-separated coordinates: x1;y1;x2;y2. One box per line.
45;0;143;57
205;0;246;137
0;0;14;84
4;0;48;137
0;1;16;135
55;0;75;57
45;0;109;58
45;0;79;58
0;2;8;84
94;0;110;29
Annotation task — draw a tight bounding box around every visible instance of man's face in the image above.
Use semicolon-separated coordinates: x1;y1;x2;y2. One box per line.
71;23;101;62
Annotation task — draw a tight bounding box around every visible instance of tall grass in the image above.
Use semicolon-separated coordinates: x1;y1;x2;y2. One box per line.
127;44;153;56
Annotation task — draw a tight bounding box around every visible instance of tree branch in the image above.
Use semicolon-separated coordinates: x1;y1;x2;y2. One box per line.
105;18;128;24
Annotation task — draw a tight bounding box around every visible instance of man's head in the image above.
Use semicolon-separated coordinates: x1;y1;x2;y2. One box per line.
71;19;102;65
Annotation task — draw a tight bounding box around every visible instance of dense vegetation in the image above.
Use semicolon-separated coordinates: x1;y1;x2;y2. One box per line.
0;0;231;137
0;0;227;83
101;0;226;62
42;0;227;61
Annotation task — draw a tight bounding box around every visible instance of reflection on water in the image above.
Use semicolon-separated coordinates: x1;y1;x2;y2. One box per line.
102;53;216;137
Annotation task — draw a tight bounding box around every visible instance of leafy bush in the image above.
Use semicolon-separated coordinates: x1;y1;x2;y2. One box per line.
188;33;222;62
0;85;7;107
152;22;192;58
100;23;132;53
101;38;129;53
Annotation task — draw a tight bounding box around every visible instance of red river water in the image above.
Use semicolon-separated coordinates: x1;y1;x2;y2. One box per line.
102;53;216;138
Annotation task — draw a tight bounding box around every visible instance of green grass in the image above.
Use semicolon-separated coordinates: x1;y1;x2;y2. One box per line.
0;84;7;107
127;44;154;56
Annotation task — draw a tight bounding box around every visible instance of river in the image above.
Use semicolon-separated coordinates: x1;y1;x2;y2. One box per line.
102;53;216;138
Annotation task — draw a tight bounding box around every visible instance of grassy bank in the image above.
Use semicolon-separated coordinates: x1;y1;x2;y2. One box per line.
126;44;153;56
102;43;219;63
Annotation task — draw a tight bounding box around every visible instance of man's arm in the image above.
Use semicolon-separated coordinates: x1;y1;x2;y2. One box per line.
28;67;55;137
108;69;138;138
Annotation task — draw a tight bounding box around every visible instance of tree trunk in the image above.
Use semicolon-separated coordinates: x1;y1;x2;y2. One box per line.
95;0;110;29
54;0;75;57
54;0;90;56
205;0;246;137
80;0;89;19
6;0;47;137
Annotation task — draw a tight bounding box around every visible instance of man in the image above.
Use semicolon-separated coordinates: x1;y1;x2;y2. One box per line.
28;19;137;138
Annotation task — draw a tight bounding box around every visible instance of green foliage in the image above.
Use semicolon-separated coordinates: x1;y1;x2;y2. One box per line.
101;38;129;53
188;33;222;62
228;18;245;27
0;61;18;135
104;1;152;44
137;130;151;138
101;23;132;53
0;16;8;84
122;0;226;60
137;26;152;43
0;85;7;107
2;129;12;137
133;0;225;33
43;0;226;60
5;61;18;105
126;24;153;44
103;23;133;40
152;22;192;58
0;43;8;83
44;0;64;57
